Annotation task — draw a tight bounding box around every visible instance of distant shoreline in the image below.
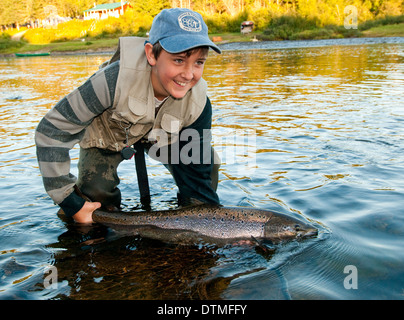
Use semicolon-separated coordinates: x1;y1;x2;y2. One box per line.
218;36;404;51
2;36;403;58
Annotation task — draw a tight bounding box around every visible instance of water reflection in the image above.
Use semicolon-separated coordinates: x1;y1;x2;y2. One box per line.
47;228;226;299
0;40;404;299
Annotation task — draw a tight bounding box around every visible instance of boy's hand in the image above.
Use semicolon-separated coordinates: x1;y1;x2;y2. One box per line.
72;201;101;224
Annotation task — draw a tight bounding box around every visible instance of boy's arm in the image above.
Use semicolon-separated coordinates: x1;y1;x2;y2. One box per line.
169;97;220;206
35;61;119;217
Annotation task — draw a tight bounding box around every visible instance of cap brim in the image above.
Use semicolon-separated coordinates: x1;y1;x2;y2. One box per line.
159;34;221;54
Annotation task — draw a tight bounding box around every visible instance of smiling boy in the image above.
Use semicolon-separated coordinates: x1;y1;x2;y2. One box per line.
146;43;208;100
35;8;222;223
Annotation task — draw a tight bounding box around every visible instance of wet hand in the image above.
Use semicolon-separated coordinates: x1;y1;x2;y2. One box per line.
72;201;101;224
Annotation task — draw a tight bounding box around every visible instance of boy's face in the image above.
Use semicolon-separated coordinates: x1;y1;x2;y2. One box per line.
145;44;208;100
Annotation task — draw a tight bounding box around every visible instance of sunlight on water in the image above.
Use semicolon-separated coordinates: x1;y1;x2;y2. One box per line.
0;39;403;299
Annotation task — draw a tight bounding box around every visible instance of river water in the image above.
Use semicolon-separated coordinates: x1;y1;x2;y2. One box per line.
0;37;403;300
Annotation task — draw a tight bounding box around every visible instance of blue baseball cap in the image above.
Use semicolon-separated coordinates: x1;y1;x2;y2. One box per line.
147;8;221;54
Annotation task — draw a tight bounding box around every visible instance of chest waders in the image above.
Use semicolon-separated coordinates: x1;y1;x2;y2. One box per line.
75;142;151;211
75;143;219;211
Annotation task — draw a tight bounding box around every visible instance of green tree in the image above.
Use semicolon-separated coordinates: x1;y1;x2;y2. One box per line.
131;0;171;16
1;0;403;30
63;0;93;17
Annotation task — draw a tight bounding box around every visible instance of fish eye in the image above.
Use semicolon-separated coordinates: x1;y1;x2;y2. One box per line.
295;224;301;230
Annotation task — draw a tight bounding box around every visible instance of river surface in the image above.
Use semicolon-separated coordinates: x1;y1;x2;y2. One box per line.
0;37;403;300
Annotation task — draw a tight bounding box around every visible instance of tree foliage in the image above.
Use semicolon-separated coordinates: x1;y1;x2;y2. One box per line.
1;0;403;33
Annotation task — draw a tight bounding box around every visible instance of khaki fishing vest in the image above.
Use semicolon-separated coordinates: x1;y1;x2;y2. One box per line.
79;37;207;152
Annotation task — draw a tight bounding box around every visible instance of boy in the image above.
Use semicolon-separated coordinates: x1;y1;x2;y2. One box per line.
35;8;221;224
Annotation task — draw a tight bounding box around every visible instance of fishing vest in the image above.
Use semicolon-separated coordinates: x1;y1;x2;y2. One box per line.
79;37;208;152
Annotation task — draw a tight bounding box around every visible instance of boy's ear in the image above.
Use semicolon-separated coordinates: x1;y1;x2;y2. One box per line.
144;43;157;66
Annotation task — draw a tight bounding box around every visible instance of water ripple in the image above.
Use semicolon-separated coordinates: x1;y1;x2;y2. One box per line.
1;41;404;299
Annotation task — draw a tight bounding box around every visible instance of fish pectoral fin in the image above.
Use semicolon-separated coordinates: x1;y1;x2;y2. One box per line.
250;235;262;246
251;236;276;254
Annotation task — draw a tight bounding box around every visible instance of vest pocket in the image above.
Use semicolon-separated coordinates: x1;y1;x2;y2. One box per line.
128;96;147;116
161;113;182;134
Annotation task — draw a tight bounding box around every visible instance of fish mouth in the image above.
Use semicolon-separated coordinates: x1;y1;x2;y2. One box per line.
299;228;318;239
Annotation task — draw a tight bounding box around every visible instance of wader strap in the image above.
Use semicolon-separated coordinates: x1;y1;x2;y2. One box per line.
133;142;151;209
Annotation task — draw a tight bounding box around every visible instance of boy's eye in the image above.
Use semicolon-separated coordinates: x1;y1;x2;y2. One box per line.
174;58;184;63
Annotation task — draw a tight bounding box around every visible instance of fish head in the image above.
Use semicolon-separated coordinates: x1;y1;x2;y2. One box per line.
264;213;318;241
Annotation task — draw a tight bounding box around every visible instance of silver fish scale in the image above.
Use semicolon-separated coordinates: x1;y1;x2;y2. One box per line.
95;206;271;239
151;214;266;239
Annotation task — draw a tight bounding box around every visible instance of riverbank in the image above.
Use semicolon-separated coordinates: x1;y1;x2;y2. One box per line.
219;35;404;51
1;22;403;57
3;36;403;58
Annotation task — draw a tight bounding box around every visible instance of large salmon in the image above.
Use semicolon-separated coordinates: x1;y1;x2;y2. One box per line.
92;205;318;245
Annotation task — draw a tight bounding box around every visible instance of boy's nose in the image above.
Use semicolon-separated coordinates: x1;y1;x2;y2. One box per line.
181;65;194;80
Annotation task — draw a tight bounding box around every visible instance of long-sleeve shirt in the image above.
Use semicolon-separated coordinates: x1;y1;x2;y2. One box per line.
35;61;219;217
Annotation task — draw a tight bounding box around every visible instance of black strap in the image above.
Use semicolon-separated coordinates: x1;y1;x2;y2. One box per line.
133;142;151;209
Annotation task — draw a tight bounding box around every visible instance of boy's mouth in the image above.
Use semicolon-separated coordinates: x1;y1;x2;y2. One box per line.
174;80;187;87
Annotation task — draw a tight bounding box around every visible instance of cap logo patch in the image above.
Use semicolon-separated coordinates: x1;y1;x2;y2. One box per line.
178;12;202;32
